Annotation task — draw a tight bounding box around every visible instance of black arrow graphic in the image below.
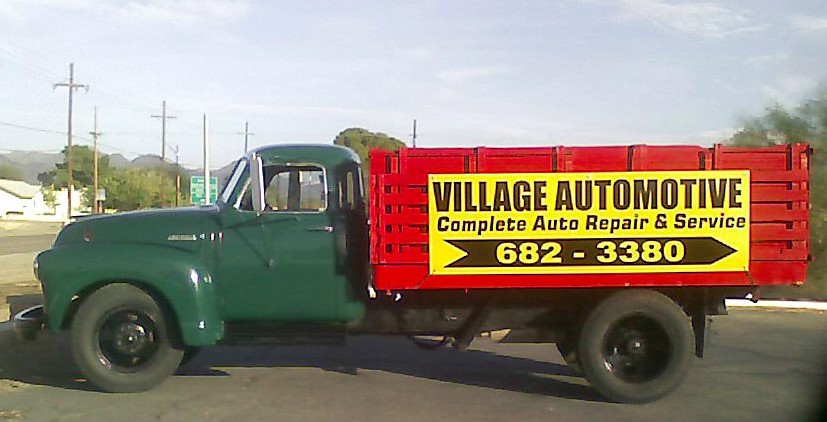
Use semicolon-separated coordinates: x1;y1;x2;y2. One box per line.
444;237;737;268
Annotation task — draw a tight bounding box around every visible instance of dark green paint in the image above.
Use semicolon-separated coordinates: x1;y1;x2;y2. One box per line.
36;144;366;346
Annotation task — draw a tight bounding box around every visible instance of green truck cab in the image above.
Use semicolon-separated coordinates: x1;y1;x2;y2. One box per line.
28;144;370;392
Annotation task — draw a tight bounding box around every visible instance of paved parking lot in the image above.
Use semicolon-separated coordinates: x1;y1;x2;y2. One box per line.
0;309;825;421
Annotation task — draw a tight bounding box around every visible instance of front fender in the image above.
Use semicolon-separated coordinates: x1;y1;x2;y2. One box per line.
36;243;223;346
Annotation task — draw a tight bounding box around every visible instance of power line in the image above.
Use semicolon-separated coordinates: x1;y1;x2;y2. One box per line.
53;63;89;219
0;119;147;159
151;100;177;163
151;100;176;207
0;121;66;135
238;121;255;153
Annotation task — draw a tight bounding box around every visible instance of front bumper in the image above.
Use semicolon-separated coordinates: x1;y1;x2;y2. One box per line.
13;305;45;341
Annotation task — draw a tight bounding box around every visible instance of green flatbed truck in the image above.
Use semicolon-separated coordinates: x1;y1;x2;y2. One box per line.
15;142;811;403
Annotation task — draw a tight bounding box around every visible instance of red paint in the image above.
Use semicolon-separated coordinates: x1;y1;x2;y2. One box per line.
369;144;811;290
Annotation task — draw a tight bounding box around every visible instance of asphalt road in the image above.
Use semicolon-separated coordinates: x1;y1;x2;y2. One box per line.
0;234;55;256
0;309;825;422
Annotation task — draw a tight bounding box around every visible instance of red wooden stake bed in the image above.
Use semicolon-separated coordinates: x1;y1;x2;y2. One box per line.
370;144;810;291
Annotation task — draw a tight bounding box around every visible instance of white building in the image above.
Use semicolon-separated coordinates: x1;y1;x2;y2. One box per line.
0;179;48;217
0;179;85;220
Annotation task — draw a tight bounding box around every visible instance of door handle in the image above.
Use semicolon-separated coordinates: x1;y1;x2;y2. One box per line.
307;226;334;233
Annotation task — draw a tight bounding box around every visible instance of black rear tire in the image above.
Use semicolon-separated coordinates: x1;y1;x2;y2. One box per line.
577;290;693;404
71;283;184;392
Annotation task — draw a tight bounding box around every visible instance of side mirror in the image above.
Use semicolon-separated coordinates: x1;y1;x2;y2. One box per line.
250;154;265;213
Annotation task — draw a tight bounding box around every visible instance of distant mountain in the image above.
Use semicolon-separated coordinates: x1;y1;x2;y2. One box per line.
130;154;164;168
0;151;63;184
0;150;238;187
108;153;131;168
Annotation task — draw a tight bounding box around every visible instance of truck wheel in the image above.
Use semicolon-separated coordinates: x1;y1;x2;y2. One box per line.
577;290;693;404
71;283;184;392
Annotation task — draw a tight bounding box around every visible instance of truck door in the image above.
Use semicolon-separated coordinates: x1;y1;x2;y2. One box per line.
216;162;343;322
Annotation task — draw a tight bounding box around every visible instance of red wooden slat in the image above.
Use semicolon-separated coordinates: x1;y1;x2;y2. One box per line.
748;170;808;182
751;225;808;241
750;207;808;221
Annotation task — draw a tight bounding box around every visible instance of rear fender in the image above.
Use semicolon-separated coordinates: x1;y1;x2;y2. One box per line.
36;244;223;346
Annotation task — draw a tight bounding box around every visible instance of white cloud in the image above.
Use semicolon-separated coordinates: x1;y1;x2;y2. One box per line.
760;76;816;106
436;66;508;84
744;53;788;67
399;47;436;61
0;0;249;24
118;0;250;24
789;15;827;32
614;0;767;38
0;0;97;21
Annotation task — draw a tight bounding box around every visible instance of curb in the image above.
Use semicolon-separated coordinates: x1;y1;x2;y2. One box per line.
726;299;827;311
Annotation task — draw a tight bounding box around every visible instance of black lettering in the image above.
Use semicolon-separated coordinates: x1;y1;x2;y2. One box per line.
432;182;451;212
555;181;574;210
585;214;597;229
614;180;631;210
709;179;727;208
534;181;547;211
492;181;510;211
661;179;678;209
729;179;742;208
437;216;450;231
463;182;477;211
699;179;707;208
513;181;531;211
533;215;545;230
453;182;462;211
634;179;657;210
595;180;610;210
679;179;696;208
674;213;686;229
478;182;491;211
575;180;593;211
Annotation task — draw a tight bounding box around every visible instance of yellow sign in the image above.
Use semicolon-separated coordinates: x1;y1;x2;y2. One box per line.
428;171;750;275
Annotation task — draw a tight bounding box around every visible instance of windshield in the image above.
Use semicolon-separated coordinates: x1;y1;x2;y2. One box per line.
219;159;249;205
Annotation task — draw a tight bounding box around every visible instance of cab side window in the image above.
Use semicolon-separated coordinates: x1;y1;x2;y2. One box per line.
264;165;326;212
337;166;358;210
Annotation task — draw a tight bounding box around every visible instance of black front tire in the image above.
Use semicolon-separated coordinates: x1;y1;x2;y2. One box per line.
577;290;694;404
71;283;184;392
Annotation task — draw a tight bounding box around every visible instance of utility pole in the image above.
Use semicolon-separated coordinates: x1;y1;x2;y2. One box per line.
238;121;255;153
151;100;176;207
89;107;101;213
411;119;418;148
173;144;180;207
53;63;88;219
203;114;210;206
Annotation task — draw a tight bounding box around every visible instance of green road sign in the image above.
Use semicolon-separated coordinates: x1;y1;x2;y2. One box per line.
190;176;218;205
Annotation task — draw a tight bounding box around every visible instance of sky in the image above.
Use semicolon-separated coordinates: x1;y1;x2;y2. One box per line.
0;0;825;169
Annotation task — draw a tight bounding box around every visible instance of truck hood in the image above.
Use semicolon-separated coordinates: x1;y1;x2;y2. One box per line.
54;205;222;249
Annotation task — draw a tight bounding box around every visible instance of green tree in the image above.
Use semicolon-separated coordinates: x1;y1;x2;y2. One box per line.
333;127;406;186
728;86;827;299
102;167;173;211
39;146;184;212
38;145;113;189
0;165;23;181
38;145;114;209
